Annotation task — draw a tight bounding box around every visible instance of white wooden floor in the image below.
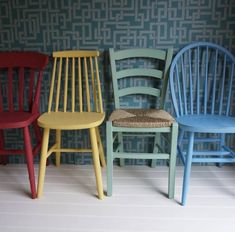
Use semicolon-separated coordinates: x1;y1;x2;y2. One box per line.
0;164;235;232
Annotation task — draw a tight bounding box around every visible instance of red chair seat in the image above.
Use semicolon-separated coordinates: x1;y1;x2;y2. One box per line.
0;112;39;129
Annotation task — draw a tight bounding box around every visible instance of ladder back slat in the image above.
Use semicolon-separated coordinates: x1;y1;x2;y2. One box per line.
118;87;160;98
114;48;166;60
109;48;172;110
116;69;163;79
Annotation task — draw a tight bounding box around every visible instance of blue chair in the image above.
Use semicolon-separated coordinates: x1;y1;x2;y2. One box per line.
169;42;235;205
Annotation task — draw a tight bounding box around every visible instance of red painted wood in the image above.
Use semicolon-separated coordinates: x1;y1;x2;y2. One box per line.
23;126;36;199
19;67;24;111
0;149;25;154
28;69;35;110
0;71;3;112
0;130;7;165
8;68;14;112
0;112;39;129
0;51;48;69
0;51;48;197
32;71;43;114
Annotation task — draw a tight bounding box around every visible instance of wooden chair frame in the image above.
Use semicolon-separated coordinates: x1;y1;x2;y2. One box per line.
0;51;48;198
169;42;235;205
37;50;105;199
107;48;178;199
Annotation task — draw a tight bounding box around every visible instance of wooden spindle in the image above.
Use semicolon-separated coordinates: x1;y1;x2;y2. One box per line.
48;57;57;112
8;68;14;112
55;58;62;112
95;56;103;113
28;69;35;111
196;46;200;114
90;57;98;112
219;54;227;115
176;64;183;116
78;57;83;112
72;57;75;112
84;58;91;112
204;46;209;114
226;63;234;116
211;49;218;114
18;67;24;111
63;57;69;112
181;55;187;115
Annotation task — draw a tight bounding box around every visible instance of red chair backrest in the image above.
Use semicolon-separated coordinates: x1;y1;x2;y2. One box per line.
0;52;48;113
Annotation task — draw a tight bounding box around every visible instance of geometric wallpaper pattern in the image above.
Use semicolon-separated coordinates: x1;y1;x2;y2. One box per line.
0;0;235;164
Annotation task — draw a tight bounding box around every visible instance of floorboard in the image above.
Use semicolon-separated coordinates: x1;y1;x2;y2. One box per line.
0;164;234;232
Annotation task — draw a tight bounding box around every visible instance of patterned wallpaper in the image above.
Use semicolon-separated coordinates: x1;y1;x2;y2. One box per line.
0;0;235;164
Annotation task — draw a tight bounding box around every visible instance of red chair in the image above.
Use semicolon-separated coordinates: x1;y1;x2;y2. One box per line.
0;51;48;198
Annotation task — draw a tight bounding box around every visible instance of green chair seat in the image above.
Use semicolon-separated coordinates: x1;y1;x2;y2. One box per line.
109;109;175;128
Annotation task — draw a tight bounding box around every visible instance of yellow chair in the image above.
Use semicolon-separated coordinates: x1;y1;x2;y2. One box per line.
37;50;106;199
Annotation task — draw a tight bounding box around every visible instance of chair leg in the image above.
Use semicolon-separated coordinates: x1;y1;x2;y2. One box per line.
151;133;160;168
178;129;184;146
23;126;36;199
89;127;104;199
95;127;106;168
106;121;113;196
118;132;125;167
168;122;178;199
0;130;7;165
217;133;225;167
181;132;194;206
37;128;50;198
55;129;61;167
33;121;42;144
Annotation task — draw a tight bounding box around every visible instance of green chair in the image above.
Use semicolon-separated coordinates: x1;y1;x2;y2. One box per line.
107;48;178;199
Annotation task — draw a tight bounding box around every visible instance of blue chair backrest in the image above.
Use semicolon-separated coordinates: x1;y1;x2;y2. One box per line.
169;42;235;118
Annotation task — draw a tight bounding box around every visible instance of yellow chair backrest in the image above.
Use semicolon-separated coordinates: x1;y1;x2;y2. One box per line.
48;50;103;114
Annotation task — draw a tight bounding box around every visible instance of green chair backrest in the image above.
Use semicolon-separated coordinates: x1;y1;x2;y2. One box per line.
109;48;173;109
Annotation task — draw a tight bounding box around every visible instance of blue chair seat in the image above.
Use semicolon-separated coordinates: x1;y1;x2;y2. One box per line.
177;115;235;133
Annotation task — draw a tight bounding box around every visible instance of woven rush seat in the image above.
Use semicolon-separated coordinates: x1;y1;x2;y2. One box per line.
109;109;175;128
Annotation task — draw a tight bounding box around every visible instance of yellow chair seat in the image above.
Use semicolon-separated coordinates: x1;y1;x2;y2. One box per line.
38;112;105;130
